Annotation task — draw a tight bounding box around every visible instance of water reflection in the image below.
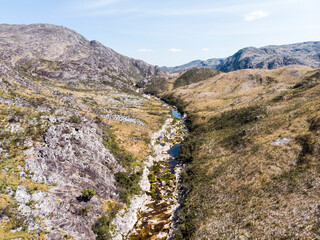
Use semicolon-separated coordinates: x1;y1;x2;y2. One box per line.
167;143;181;173
172;109;182;119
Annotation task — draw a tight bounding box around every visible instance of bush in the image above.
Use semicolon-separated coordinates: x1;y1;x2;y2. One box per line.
92;215;111;240
81;189;96;201
115;171;142;203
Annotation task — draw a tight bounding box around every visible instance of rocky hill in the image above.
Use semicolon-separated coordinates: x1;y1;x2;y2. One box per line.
159;65;320;239
163;41;320;73
0;24;170;239
0;24;167;91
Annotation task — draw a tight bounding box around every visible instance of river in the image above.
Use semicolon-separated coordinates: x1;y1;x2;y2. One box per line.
112;106;186;240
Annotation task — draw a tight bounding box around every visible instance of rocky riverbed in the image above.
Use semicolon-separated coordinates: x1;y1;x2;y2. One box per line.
112;108;186;239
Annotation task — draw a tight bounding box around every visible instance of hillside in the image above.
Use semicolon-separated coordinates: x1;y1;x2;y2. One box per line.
163;41;320;73
0;24;167;91
159;65;320;239
0;24;171;239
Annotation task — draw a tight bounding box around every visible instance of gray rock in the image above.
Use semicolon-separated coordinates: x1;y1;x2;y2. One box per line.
25;121;123;199
272;137;292;146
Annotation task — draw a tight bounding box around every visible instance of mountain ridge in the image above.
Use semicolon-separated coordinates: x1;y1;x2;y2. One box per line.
0;23;167;91
163;41;320;73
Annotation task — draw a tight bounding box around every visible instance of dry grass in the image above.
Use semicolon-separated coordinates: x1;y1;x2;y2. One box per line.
162;65;320;239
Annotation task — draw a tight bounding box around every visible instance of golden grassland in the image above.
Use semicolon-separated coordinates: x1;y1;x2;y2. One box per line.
160;65;320;239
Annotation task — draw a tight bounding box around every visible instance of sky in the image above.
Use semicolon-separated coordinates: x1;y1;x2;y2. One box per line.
0;0;319;66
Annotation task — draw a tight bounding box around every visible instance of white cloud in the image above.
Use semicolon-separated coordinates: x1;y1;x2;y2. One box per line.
201;48;209;51
244;10;269;21
138;48;153;52
79;0;119;10
169;48;182;52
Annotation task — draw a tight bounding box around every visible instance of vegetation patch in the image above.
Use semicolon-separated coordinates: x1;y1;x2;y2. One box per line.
138;77;169;95
208;105;266;130
80;189;96;202
173;68;220;89
115;171;142;203
92;215;112;240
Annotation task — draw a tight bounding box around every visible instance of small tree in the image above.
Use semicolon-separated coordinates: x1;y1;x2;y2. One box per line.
81;189;96;201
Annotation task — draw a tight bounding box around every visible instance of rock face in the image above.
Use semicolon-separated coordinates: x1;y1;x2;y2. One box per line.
0;24;167;90
163;41;320;73
25;118;123;198
20;116;124;239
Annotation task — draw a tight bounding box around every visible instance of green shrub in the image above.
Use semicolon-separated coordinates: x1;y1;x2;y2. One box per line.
150;183;156;200
81;189;96;201
150;162;161;173
178;134;199;163
115;171;142;203
148;172;156;183
92;215;111;240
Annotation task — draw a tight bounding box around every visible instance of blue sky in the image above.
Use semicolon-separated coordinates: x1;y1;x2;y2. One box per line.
0;0;319;66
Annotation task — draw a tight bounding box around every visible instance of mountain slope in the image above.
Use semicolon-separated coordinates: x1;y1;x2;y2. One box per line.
0;24;170;239
164;41;320;73
159;65;320;239
0;24;167;91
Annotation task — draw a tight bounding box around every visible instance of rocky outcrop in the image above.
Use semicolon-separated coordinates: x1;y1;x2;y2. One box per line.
25;118;123;198
163;41;320;73
21;116;124;239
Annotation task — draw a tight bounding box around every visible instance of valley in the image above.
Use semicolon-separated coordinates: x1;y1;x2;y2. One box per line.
0;23;319;240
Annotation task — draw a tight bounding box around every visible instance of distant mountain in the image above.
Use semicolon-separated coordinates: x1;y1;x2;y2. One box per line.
0;24;167;91
163;41;320;73
162;58;224;73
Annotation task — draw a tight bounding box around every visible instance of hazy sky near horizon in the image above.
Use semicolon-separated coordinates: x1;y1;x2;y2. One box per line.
0;0;319;66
